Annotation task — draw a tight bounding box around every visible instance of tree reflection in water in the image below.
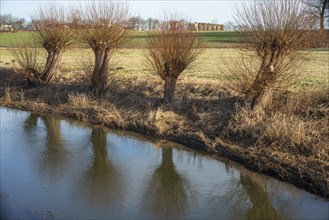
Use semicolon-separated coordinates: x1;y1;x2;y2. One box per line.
240;174;280;220
41;116;66;156
218;164;290;220
21;113;294;219
79;127;124;209
23;114;67;181
23;113;38;132
142;147;190;219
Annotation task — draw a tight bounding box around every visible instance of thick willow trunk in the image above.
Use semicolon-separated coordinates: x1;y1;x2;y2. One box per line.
247;87;273;112
40;50;63;82
320;14;324;32
247;68;274;111
163;76;178;104
92;48;111;98
247;45;283;111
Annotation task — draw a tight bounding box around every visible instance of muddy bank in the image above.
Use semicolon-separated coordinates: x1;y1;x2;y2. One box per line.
0;68;328;199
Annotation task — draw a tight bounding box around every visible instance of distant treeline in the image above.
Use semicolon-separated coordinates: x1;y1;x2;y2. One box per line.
0;14;28;32
126;17;224;31
0;14;225;32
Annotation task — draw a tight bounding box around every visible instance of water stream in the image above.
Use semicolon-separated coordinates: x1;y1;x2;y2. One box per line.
0;107;328;219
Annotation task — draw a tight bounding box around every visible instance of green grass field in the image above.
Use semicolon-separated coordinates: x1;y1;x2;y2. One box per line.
1;47;328;90
0;31;239;48
0;32;34;47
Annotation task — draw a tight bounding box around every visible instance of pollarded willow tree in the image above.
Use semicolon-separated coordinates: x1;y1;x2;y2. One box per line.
11;4;74;85
77;1;130;98
32;5;74;82
234;0;316;110
146;17;204;104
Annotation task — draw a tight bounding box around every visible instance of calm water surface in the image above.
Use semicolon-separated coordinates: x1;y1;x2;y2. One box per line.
0;107;328;219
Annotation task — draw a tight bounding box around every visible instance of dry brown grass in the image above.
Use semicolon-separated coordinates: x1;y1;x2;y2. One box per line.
224;90;329;153
148;108;187;136
68;92;91;108
3;85;26;103
225;106;328;159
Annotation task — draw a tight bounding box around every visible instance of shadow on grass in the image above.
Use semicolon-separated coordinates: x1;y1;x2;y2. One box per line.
0;67;242;148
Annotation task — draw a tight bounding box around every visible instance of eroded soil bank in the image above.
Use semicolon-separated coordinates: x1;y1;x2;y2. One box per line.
1;68;328;199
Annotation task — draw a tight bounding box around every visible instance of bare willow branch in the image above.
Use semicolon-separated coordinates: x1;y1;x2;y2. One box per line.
10;41;44;86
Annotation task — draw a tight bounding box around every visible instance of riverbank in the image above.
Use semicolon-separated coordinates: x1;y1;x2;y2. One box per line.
0;68;328;199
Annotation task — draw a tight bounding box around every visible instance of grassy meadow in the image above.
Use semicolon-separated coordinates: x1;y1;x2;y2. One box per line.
0;31;34;46
0;31;239;48
0;47;328;90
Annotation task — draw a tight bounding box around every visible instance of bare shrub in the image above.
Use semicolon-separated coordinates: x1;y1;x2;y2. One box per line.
31;4;74;82
145;15;205;104
230;0;317;110
10;41;44;86
76;1;130;98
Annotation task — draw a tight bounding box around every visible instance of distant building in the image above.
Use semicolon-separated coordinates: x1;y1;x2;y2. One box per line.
0;24;14;32
192;22;224;31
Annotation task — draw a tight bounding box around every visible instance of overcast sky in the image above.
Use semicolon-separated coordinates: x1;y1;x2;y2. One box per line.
0;0;245;23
